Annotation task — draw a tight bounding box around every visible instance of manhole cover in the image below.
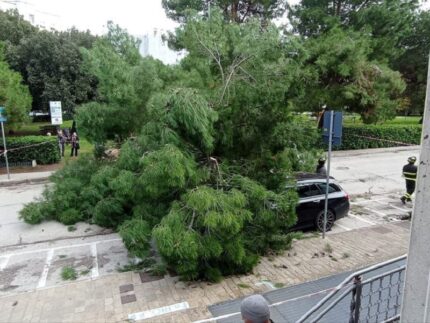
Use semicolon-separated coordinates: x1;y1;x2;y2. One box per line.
139;272;163;283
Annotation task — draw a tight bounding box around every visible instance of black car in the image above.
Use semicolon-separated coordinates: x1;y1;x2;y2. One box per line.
289;173;350;232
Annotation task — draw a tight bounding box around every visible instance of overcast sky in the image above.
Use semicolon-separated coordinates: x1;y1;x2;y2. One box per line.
2;0;300;35
5;0;178;35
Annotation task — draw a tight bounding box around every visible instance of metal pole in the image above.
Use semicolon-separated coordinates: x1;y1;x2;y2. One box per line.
323;110;334;239
400;54;430;322
1;121;10;180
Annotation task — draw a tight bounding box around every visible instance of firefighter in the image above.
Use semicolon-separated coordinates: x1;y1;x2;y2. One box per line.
316;157;327;175
401;156;418;204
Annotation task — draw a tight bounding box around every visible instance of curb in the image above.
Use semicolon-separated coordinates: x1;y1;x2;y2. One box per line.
332;145;420;157
0;176;50;187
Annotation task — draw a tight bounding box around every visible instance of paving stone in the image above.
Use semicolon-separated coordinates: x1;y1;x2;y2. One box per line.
120;294;137;304
119;283;134;294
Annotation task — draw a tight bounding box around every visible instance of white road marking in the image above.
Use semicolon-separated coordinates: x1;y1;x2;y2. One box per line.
0;255;10;271
333;223;352;231
374;200;411;213
348;213;377;226
350;198;390;205
363;207;387;217
255;281;277;290
128;302;189;321
37;249;54;288
1;238;122;258
91;243;99;279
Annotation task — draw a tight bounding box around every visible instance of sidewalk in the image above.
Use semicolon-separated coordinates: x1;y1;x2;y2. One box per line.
0;171;53;187
0;221;410;322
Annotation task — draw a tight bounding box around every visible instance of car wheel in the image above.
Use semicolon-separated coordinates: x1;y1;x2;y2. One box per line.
316;209;335;232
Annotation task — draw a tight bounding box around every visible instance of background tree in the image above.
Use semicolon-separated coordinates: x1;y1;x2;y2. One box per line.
394;10;430;115
7;31;97;113
77;23;166;143
162;0;287;23
0;43;32;129
0;9;36;46
295;28;405;123
289;0;426;116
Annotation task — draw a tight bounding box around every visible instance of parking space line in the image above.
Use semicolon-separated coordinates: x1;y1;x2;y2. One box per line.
374;200;411;213
0;255;10;271
350;198;390;205
348;213;377;225
91;243;99;279
37;249;54;288
363;207;387;217
334;223;352;231
1;238;122;258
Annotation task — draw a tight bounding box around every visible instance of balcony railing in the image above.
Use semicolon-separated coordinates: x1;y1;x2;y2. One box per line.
297;255;407;323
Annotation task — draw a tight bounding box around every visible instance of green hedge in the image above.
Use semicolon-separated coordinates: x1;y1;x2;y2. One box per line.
335;125;422;150
1;136;60;164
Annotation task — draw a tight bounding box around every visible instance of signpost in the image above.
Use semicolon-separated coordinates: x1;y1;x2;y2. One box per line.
0;107;10;179
49;101;63;125
322;111;343;238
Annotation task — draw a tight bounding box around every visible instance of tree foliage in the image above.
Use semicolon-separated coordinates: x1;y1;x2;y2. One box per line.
0;9;97;113
0;44;32;128
7;30;97;113
289;0;426;115
162;0;286;23
296;28;405;123
19;10;342;282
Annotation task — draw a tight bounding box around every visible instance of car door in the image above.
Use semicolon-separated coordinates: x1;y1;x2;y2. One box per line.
296;183;325;228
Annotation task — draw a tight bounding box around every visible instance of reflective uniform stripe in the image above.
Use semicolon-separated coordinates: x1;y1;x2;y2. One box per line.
403;172;417;181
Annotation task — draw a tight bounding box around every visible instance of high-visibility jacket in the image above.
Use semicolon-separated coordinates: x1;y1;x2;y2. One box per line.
403;163;417;181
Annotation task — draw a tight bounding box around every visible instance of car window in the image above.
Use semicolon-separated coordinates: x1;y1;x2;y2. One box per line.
297;184;322;198
317;183;340;193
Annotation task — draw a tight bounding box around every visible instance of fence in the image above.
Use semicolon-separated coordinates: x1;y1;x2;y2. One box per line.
297;255;407;323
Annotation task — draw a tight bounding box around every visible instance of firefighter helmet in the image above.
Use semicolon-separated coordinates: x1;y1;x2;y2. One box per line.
408;156;417;163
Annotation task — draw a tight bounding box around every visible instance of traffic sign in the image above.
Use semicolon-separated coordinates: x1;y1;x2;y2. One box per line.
323;111;342;146
0;107;7;122
49;101;63;125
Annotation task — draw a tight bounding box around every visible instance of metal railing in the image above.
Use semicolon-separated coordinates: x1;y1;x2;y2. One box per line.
297;255;407;323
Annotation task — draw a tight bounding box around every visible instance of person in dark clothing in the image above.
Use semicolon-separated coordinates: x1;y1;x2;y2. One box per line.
70;132;79;157
401;156;418;204
316;157;327;175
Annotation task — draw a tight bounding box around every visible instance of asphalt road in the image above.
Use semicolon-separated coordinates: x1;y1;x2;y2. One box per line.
0;147;419;297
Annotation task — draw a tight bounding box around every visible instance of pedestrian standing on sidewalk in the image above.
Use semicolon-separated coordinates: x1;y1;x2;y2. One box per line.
316;157;327;175
70;132;80;157
401;156;418;204
241;294;273;323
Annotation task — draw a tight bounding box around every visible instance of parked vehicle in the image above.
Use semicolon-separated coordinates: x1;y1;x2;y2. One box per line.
289;173;350;232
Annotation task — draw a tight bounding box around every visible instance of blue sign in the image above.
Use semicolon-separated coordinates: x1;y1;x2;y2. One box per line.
0;107;6;122
322;111;342;146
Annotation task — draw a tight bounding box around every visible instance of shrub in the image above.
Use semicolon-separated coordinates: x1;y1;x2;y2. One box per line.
2;136;60;164
118;218;152;259
336;125;421;150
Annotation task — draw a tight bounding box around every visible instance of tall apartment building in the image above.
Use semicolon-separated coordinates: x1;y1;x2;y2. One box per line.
139;29;185;65
0;0;60;30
